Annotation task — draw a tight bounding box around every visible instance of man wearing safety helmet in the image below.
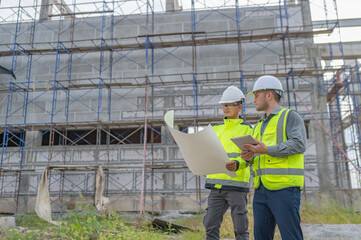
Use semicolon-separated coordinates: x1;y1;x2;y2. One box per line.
203;86;252;240
241;75;306;240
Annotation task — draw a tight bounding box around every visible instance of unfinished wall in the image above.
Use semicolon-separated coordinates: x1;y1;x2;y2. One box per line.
0;3;337;212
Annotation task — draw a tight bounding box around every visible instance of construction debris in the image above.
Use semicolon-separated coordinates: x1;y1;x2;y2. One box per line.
151;217;193;233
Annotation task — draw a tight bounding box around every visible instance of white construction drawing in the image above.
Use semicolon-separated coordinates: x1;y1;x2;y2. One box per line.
164;110;237;178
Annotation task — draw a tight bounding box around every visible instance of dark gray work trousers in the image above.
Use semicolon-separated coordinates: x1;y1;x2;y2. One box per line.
203;189;249;240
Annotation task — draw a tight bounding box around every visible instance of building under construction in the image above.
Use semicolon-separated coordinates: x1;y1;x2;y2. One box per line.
0;0;361;215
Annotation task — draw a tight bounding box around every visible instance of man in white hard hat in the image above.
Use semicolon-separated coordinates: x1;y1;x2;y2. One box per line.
203;86;252;240
241;75;306;240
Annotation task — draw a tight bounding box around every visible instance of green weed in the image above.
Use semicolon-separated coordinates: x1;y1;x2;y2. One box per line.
301;197;361;224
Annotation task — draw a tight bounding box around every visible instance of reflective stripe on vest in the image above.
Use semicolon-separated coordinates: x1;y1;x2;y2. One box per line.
277;110;288;144
205;178;249;188
227;152;240;158
252;168;304;177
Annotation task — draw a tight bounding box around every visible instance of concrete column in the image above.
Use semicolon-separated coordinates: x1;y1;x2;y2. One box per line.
166;0;181;13
161;172;177;210
162;87;176;145
302;0;337;192
25;130;43;148
40;0;52;21
17;130;43;213
24;130;43;165
308;75;337;190
162;87;178;210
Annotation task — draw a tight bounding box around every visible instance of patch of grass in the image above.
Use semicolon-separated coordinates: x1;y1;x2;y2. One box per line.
15;212;53;229
1;202;180;240
51;202;177;240
301;198;361;224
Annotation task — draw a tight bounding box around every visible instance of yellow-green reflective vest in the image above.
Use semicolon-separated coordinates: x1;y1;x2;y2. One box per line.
252;109;304;190
205;118;253;190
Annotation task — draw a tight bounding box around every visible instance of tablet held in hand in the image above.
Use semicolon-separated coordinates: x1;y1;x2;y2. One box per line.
231;135;257;151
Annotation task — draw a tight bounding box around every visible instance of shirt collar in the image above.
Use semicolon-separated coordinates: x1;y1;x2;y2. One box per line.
260;106;283;121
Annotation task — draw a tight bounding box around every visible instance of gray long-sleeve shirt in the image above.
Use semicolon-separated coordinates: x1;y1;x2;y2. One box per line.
258;106;307;158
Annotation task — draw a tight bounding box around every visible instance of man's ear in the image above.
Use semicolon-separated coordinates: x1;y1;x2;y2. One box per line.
266;91;273;101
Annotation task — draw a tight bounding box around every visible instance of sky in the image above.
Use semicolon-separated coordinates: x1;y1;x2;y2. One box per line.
310;0;361;43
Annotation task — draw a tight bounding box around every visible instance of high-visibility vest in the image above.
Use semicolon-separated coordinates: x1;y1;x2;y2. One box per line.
252;109;304;190
205;118;253;190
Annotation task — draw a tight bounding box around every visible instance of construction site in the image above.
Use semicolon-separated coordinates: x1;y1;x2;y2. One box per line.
0;0;361;218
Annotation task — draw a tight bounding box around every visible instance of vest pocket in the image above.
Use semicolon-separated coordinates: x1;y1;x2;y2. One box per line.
265;156;288;165
264;156;289;183
262;126;276;144
264;174;289;183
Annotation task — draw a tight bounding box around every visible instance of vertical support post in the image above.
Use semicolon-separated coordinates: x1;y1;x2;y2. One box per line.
30;0;38;48
191;0;201;212
22;50;32;124
241;70;245;115
291;68;297;111
283;37;291;108
355;61;361;166
283;0;289;26
332;0;350;203
98;38;104;121
48;126;55;165
51;41;61;123
15;171;21;214
342;72;353;197
108;87;111;121
65;89;69;123
66;53;72;122
139;0;154;218
279;0;284;32
60;170;65;218
150;125;154;213
40;0;52;21
19;131;25;169
235;0;245;115
1;1;22;167
332;75;344;188
191;0;198;119
98;1;107;121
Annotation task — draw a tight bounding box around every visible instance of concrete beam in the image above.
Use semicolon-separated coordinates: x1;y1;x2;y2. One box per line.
40;0;72;21
313;18;361;28
317;41;361;60
52;0;73;18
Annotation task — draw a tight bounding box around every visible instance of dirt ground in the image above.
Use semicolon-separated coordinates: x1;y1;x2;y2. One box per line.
302;223;361;240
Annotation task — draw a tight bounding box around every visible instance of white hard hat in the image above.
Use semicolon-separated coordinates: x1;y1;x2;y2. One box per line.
247;75;284;98
218;86;245;104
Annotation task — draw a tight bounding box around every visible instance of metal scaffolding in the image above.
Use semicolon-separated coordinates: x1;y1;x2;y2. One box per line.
0;0;360;216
